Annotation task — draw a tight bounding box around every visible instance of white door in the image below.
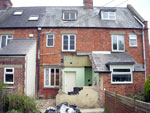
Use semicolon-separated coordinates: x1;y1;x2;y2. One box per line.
64;72;76;93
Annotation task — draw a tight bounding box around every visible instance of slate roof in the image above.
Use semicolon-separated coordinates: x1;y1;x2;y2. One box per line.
0;38;37;56
0;6;142;28
89;52;144;72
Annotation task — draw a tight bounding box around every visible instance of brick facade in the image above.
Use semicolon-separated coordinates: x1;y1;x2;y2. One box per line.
0;25;149;98
0;57;25;95
100;72;145;95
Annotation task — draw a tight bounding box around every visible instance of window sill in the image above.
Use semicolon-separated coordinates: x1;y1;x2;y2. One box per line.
111;82;133;85
111;51;125;53
129;46;137;47
43;87;59;89
61;51;76;53
4;82;14;85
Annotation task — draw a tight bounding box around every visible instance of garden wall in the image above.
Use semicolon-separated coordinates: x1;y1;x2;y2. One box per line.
105;91;150;113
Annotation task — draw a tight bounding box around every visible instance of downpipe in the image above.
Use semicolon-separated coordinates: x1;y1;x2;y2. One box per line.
134;16;146;81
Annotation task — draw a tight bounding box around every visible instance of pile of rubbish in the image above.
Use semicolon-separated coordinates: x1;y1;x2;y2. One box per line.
44;102;81;113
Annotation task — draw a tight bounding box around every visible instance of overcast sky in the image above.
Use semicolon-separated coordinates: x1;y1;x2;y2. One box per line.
11;0;150;32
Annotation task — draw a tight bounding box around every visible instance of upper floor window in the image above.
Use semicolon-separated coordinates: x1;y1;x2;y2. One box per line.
0;35;13;48
110;65;133;84
62;34;76;51
4;68;14;84
129;35;137;47
101;11;116;20
112;35;125;52
44;68;60;87
47;34;54;47
63;11;77;21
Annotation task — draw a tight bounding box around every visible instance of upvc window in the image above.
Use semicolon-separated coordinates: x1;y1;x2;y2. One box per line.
47;34;54;47
62;34;76;51
44;68;60;87
112;35;125;52
0;35;13;48
129;35;137;47
101;11;116;20
63;11;77;21
4;68;14;84
110;65;133;84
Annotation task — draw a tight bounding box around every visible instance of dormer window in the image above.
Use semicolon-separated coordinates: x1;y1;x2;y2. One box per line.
100;9;116;20
63;11;77;21
28;15;39;21
13;10;23;16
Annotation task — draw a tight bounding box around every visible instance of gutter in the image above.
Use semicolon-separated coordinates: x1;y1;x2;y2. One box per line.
134;16;147;81
37;27;41;98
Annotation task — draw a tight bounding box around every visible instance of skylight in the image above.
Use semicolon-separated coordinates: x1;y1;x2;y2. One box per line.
28;15;39;21
13;10;23;16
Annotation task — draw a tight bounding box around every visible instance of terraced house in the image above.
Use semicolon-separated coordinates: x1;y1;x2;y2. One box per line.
0;0;149;99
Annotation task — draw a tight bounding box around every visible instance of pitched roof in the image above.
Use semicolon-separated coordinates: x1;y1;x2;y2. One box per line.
89;52;144;72
0;38;37;56
0;6;142;28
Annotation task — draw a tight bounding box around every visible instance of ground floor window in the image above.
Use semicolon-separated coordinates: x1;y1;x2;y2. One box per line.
110;65;133;84
4;68;14;84
44;68;60;87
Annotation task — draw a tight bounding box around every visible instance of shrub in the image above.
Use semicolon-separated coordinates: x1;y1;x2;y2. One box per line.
7;94;40;113
144;75;150;102
6;109;21;113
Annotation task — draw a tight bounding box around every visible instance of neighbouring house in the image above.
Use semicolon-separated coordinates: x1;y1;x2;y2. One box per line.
0;39;37;97
0;0;12;10
0;0;149;99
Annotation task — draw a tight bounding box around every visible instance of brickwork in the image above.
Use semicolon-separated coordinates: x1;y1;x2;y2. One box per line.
101;72;145;95
0;57;25;95
0;26;149;98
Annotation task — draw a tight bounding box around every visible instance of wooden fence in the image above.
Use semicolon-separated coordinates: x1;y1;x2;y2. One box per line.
105;91;150;113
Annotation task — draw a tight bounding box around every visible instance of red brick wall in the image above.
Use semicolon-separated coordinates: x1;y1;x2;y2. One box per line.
101;72;145;95
0;27;149;98
0;57;25;95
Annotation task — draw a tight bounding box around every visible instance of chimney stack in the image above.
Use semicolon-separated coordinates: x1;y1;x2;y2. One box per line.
0;0;12;10
83;0;93;9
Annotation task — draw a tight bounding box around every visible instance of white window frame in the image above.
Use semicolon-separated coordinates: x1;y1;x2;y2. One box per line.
129;35;137;47
44;68;60;88
110;65;133;84
62;34;76;52
4;68;14;84
63;11;77;21
101;11;116;20
0;35;13;48
46;34;54;47
111;35;125;52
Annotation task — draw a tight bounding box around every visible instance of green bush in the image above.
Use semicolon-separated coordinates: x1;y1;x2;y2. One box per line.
7;94;40;113
144;75;150;102
6;109;21;113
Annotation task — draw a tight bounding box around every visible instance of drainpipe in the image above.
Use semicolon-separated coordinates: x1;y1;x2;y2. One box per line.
134;16;146;81
37;27;41;98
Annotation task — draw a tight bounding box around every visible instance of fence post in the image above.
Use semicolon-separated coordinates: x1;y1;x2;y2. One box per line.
133;96;137;113
0;92;3;113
